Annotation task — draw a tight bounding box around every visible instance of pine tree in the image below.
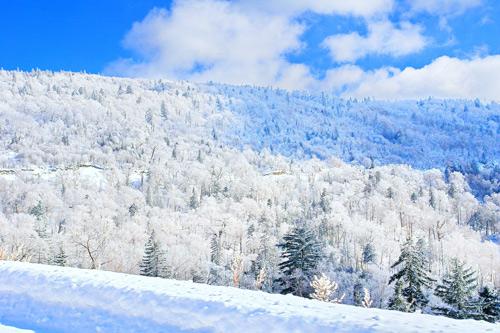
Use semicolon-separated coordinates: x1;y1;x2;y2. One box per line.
210;233;222;266
276;225;322;296
160;101;168;119
434;259;477;319
388;280;411;312
319;189;330;213
429;189;437;209
53;247;67;267
389;238;434;311
172;144;177;159
189;188;198;209
362;243;376;265
139;231;167;278
474;286;500;323
353;282;365;306
128;203;138;217
31;200;48;239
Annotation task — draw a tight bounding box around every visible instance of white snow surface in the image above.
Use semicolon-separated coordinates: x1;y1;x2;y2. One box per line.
0;261;496;333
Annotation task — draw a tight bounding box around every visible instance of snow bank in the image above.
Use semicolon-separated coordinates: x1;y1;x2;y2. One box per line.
0;261;496;333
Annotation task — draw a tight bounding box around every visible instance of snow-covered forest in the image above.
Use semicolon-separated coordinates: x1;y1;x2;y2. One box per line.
0;70;498;320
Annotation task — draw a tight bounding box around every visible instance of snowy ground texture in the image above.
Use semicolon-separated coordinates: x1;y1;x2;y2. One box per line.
0;261;497;333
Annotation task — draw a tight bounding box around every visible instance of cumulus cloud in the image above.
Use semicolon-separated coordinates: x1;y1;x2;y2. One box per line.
334;55;500;101
107;0;500;100
106;0;309;87
322;21;427;63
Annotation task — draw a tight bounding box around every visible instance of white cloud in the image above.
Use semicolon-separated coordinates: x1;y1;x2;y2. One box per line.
106;0;308;87
408;0;482;16
107;0;500;101
331;55;500;101
106;0;398;86
322;21;427;63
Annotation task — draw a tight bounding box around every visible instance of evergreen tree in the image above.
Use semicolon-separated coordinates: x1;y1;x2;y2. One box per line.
362;243;376;265
189;188;198;209
276;225;322;296
389;238;434;311
140;231;167;278
208;231;223;285
172;144;177;159
128;203;138;217
434;259;477;319
319;189;330;213
388;280;411;312
210;232;222;266
53;247;67;267
30;200;45;218
160;101;168;119
353;282;365;306
31;200;48;239
429;189;437;209
474;286;500;323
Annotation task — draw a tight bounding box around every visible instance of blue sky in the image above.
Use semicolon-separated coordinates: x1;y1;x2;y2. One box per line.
1;0;499;99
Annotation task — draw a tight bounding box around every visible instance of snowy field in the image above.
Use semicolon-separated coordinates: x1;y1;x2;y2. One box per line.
0;261;496;333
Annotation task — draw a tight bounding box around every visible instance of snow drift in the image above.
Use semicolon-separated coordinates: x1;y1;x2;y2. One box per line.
0;261;496;333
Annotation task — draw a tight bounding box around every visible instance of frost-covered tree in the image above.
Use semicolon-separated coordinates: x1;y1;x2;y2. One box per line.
140;231;167;278
189;189;198;209
319;189;330;213
276;225;322;296
52;247;67;267
362;243;376;265
353;282;365;306
389;238;434;311
210;232;222;266
434;259;477;319
310;273;344;303
362;288;373;308
128;203;138;217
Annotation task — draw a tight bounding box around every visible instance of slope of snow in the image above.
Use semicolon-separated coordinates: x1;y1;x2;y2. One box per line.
0;261;496;333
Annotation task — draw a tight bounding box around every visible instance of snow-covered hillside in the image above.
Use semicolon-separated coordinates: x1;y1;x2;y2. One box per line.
0;261;496;333
0;70;498;318
0;70;498;196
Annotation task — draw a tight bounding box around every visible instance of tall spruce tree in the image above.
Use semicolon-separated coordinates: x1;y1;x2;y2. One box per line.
474;286;500;323
353;282;365;306
319;189;330;213
53;246;67;267
389;238;434;311
140;231;167;278
362;243;376;265
276;225;322;297
434;259;478;319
